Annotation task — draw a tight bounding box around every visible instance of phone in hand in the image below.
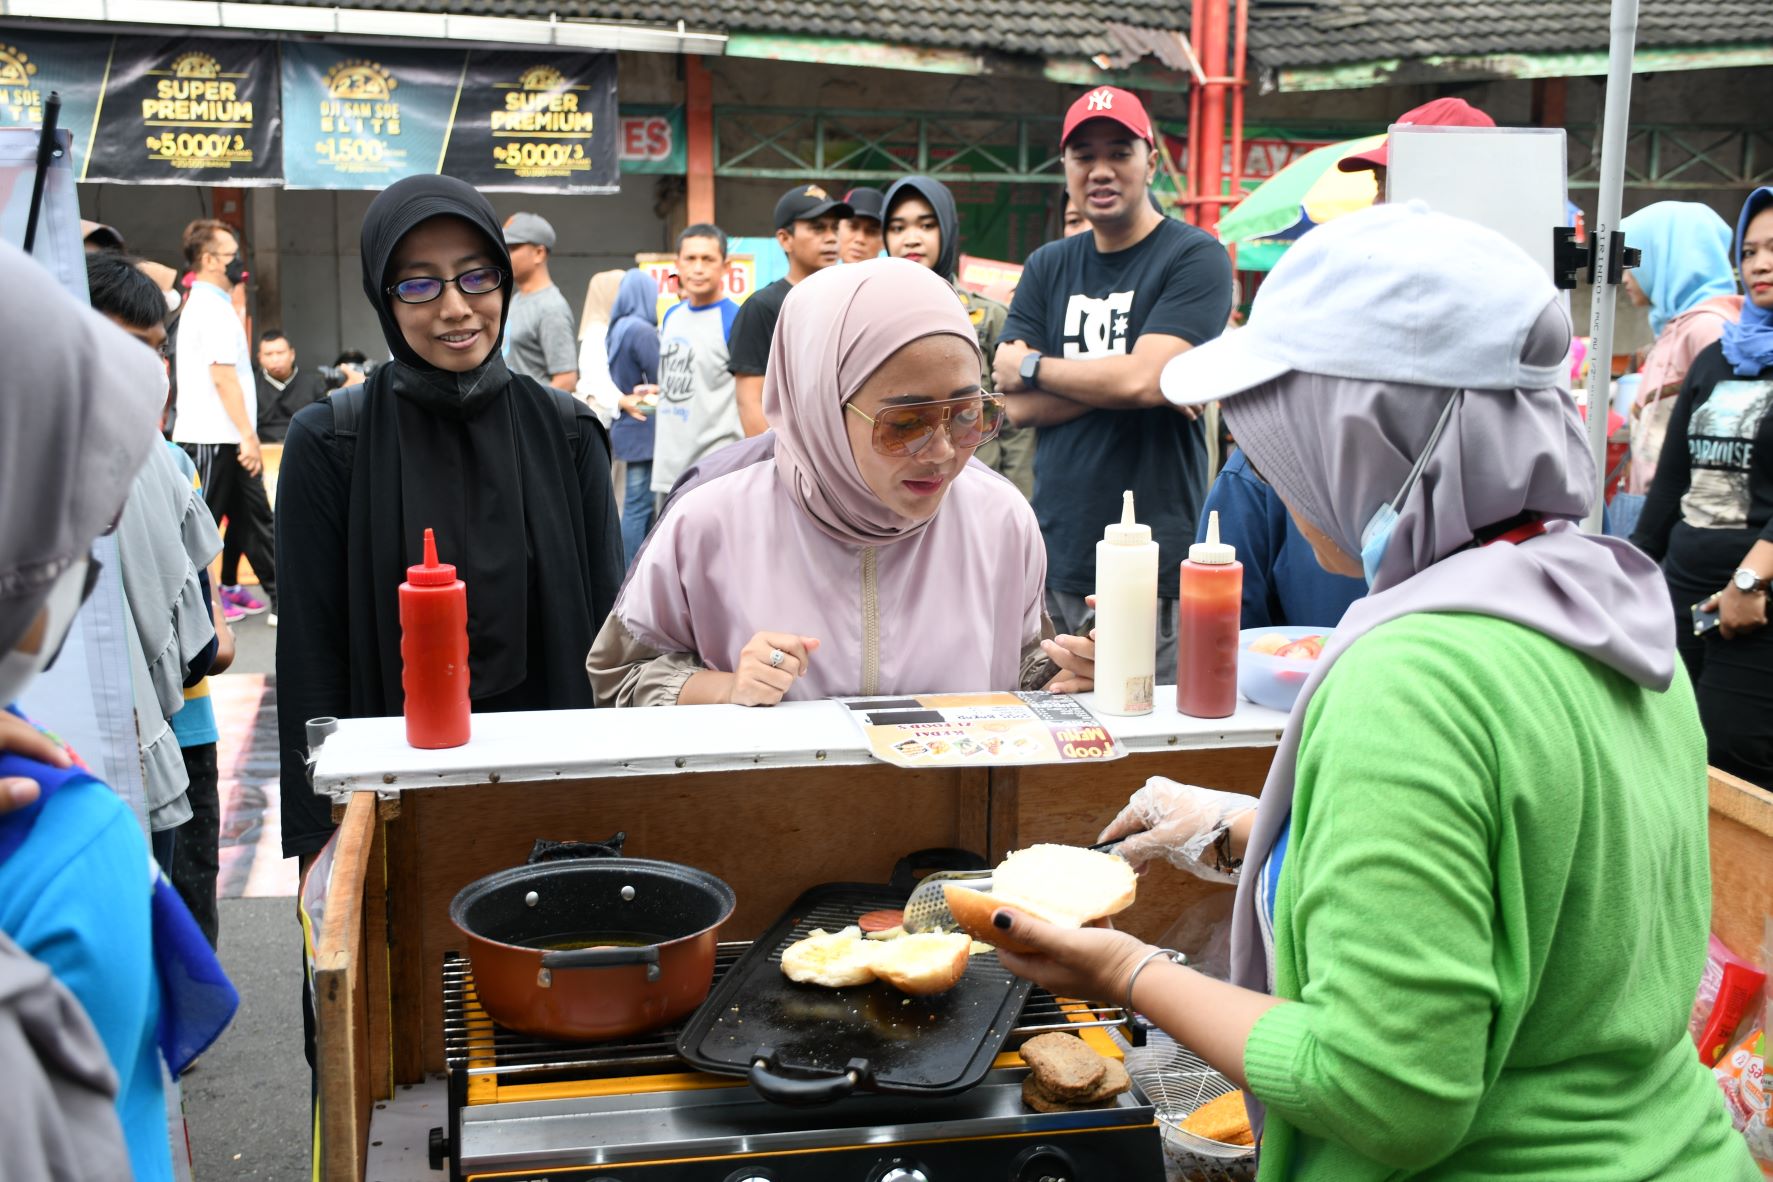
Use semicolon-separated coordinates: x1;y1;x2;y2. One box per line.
1691;600;1722;636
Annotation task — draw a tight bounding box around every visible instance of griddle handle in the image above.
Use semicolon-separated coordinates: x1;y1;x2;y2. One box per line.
747;1053;868;1107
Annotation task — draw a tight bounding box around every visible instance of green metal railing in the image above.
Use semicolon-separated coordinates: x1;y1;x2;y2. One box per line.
716;106;1066;184
715;106;1771;192
1567;123;1773;190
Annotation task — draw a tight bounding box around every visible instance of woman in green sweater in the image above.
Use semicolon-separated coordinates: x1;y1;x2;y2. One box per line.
991;203;1757;1180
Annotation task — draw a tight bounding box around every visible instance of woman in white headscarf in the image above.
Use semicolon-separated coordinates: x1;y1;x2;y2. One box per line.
988;205;1756;1181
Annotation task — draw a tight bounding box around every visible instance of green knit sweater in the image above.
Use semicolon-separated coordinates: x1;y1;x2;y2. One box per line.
1244;613;1757;1181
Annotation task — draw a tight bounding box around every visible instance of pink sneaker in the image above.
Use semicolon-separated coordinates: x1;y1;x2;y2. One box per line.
222;600;247;624
221;585;268;616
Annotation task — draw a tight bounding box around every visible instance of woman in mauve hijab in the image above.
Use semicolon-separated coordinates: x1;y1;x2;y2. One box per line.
587;258;1095;707
276;176;623;861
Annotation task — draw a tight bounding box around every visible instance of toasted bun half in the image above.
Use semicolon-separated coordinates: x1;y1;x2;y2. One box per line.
944;844;1137;953
780;926;877;988
870;932;971;996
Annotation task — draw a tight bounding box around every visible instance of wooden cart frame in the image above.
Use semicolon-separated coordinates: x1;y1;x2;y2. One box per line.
313;748;1773;1181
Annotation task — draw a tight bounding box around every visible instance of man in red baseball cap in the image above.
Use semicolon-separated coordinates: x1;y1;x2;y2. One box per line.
993;84;1233;677
1337;96;1496;187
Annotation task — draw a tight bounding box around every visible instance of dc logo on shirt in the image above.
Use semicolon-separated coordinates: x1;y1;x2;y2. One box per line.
1062;291;1134;359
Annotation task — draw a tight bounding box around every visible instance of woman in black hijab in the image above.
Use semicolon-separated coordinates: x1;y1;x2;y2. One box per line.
275;176;623;861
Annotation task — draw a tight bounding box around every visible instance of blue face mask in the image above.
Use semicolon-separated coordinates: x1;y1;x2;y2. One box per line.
1359;393;1461;587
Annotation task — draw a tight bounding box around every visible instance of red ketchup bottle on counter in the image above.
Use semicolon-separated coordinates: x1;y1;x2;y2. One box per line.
400;528;471;749
1177;510;1242;718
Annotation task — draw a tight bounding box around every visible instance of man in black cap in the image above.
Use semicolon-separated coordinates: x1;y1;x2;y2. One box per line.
839;187;885;265
726;184;850;435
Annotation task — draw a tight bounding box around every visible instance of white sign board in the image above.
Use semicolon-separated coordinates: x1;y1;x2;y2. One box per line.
1387;126;1569;282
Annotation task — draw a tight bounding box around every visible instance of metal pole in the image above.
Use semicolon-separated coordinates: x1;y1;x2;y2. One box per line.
1582;0;1638;534
22;91;60;255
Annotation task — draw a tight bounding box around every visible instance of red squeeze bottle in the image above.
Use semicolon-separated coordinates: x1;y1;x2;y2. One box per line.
400;528;471;749
1177;511;1243;719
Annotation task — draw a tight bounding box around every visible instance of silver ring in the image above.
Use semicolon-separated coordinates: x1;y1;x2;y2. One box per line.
768;648;786;669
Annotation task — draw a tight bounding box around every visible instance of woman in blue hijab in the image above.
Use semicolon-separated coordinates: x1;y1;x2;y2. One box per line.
606;269;663;567
1619;201;1742;490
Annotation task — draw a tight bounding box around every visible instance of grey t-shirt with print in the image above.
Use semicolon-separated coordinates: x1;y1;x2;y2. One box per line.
651;297;742;493
506;284;579;384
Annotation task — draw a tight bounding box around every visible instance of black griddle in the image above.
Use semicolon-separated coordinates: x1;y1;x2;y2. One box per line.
675;881;1034;1106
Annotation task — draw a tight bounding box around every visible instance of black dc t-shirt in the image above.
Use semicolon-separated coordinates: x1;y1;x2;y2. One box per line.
1003;218;1232;598
726;277;793;376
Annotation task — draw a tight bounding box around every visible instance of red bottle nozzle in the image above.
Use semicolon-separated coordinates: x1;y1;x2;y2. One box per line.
406;527;458;586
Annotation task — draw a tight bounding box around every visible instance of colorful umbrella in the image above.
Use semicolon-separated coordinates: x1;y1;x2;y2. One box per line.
1217;134;1386;247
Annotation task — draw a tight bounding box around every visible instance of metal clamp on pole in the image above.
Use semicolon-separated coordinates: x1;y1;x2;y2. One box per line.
1551;228;1642;291
1552;227;1591;291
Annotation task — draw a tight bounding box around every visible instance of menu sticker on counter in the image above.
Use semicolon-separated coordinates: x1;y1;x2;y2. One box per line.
85;37;281;185
841;692;1125;769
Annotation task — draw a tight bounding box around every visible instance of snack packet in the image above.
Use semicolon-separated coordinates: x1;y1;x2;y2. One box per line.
1693;934;1768;1066
1715;1028;1766;1132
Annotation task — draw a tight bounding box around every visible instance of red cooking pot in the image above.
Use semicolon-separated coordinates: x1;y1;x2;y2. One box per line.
449;857;735;1040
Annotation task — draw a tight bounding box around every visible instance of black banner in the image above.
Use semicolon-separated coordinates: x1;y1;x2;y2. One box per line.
86;36;281;185
443;50;618;193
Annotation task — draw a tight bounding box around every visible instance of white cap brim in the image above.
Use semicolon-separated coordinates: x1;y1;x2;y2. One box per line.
1160;329;1292;407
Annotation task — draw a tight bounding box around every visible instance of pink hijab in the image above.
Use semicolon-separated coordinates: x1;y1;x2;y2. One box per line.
613;258;1045;698
767;257;981;545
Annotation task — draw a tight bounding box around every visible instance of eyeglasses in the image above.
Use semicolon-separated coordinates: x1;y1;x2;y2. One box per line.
385;266;506;305
846;393;1006;457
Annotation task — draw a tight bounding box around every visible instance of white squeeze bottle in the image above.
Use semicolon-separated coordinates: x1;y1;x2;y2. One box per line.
1092;490;1158;715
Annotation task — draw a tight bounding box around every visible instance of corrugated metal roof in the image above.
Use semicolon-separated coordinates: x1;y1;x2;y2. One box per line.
210;1;1773;69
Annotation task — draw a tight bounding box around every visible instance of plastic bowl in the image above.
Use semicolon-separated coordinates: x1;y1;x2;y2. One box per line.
1238;626;1330;712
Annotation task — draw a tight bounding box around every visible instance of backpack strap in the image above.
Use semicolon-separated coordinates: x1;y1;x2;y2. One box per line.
328;380;584;471
546;383;582;446
328;383;365;472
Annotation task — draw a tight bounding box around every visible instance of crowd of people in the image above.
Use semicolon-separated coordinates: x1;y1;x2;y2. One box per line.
1;77;1768;1180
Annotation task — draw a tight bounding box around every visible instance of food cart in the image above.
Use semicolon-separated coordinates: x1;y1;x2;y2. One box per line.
308;695;1773;1180
307;693;1287;1180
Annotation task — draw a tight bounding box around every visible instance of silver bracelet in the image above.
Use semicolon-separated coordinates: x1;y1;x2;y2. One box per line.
1124;946;1187;1015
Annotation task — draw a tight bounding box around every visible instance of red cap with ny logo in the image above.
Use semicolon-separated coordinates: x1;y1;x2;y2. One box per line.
1061;86;1155;148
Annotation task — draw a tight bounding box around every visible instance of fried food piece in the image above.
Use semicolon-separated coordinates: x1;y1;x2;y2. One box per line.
1018;1032;1107;1101
1179;1089;1253;1146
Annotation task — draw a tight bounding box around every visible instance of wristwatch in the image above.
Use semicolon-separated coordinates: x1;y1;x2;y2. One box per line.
1732;568;1768;593
1018;351;1043;391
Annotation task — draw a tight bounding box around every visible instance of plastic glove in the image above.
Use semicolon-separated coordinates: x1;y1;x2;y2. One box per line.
1098;776;1258;883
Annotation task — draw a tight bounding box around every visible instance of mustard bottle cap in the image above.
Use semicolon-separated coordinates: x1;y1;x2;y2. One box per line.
1103;490;1153;546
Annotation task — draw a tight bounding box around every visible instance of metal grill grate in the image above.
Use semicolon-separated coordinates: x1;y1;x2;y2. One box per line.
443;943;1129;1085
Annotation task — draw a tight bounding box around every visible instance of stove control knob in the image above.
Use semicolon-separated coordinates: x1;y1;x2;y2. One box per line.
721;1171;780;1182
877;1170;928;1182
1011;1144;1078;1181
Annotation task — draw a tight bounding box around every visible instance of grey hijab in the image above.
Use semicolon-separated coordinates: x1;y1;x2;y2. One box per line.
0;932;130;1180
1221;307;1677;1127
0;241;165;656
116;444;222;828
